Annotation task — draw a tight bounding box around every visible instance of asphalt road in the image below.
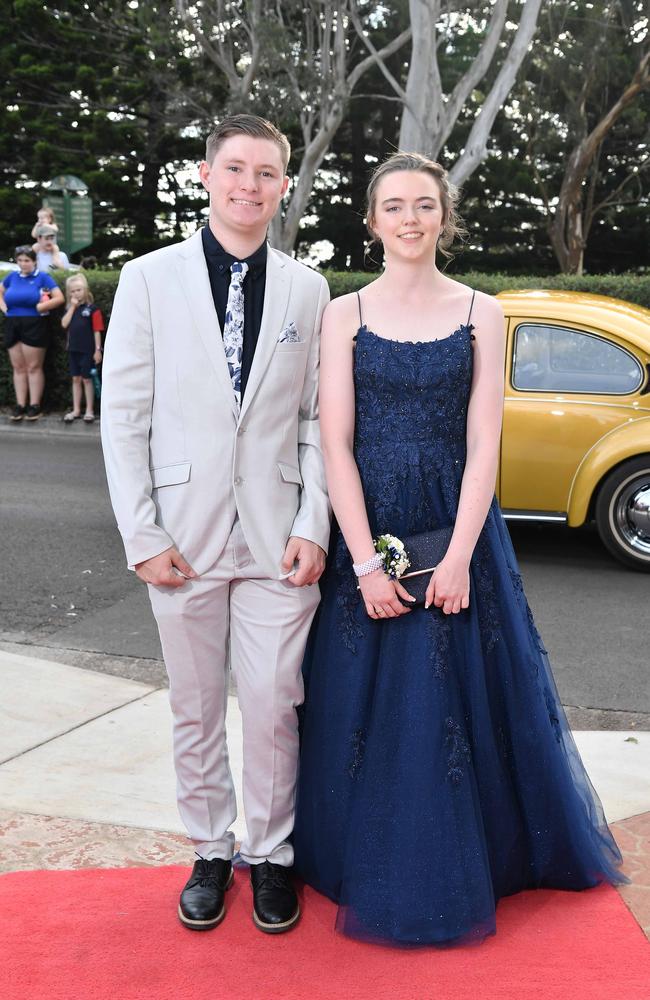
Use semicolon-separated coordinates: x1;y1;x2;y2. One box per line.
1;424;649;722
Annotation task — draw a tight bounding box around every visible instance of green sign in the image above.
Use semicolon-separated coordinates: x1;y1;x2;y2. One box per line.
68;198;92;253
44;182;93;256
43;194;65;223
48;174;88;193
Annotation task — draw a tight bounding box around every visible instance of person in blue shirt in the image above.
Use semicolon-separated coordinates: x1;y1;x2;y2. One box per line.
0;246;64;421
61;273;104;423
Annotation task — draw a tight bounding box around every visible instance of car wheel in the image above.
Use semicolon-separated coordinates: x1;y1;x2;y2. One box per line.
595;456;650;571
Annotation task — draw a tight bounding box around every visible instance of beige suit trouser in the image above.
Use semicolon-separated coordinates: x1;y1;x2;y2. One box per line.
148;518;320;866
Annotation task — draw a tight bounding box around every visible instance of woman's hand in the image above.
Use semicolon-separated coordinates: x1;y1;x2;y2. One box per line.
359;568;415;619
93;349;103;364
38;287;64;312
425;555;470;615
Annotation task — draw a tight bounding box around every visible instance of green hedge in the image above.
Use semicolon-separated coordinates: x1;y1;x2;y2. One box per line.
0;270;119;412
324;269;650;306
2;268;649;411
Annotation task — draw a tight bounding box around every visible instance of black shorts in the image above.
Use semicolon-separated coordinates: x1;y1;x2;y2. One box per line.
69;350;94;378
3;315;49;350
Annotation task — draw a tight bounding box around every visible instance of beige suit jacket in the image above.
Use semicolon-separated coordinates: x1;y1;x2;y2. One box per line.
101;230;331;577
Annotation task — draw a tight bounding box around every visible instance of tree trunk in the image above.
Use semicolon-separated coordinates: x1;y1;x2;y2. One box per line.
547;49;650;273
136;155;162;242
398;0;441;153
448;0;543;187
269;13;411;254
547;181;585;275
391;0;541;184
270;109;344;253
134;87;167;243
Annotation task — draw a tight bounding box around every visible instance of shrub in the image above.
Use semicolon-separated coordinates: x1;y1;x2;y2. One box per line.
2;267;649;410
0;269;117;411
323;270;650;307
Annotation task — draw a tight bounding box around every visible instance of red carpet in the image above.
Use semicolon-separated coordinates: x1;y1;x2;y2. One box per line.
2;867;648;1000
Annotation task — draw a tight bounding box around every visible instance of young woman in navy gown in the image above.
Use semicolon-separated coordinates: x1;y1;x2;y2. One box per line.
292;152;624;946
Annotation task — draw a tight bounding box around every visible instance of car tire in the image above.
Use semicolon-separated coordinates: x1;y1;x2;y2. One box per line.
595;456;650;571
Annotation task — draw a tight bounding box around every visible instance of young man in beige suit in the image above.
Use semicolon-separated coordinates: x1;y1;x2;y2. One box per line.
101;115;330;933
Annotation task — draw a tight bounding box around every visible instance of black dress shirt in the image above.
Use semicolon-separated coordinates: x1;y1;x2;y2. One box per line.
201;226;267;402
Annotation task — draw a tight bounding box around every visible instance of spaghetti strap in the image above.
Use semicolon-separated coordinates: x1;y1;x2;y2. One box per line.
356;290;364;327
466;288;476;327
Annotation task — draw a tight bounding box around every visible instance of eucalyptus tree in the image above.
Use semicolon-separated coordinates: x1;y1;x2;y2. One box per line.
522;0;650;274
177;0;412;252
353;0;543;187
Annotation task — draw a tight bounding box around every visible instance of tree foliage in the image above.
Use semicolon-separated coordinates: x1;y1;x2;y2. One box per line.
521;0;650;273
1;0;648;274
2;0;222;260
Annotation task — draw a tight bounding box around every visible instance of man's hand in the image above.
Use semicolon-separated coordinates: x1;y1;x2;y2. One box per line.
280;536;326;587
135;546;197;588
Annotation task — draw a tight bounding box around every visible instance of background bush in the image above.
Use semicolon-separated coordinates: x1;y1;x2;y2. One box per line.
325;270;650;305
0;270;119;411
2;268;649;411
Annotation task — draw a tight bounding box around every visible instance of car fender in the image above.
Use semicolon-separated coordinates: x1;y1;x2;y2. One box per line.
567;416;650;526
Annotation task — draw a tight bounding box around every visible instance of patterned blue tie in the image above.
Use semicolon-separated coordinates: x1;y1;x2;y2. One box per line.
223;261;249;409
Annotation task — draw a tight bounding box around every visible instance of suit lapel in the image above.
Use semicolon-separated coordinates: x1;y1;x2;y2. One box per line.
239;249;291;422
176;231;238;420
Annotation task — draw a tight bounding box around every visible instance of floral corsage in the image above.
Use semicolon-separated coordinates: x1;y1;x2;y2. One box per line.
374;534;410;579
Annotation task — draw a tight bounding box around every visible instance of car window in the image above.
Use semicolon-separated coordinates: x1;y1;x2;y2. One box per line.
512;323;643;394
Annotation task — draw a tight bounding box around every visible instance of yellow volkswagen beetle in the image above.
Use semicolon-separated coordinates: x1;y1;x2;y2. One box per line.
496;290;650;571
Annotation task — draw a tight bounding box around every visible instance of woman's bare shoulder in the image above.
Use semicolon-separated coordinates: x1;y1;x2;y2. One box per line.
322;290;365;338
469;290;505;354
472;289;505;324
326;290;365;317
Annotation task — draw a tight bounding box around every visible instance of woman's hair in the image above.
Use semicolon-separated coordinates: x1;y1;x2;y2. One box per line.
14;245;37;262
365;152;465;260
65;272;94;306
205;114;291;171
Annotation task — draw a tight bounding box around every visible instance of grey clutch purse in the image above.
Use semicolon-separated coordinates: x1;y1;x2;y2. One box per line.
399;526;454;605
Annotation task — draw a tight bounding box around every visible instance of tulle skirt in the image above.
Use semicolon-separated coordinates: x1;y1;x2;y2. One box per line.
293;504;625;946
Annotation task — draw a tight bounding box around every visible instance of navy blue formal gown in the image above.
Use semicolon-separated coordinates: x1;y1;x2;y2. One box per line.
293;295;624;946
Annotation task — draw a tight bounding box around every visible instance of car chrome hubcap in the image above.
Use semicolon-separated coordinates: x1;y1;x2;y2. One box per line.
614;478;650;555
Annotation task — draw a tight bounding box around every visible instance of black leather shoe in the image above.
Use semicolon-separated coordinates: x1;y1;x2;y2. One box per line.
250;861;300;934
178;858;233;930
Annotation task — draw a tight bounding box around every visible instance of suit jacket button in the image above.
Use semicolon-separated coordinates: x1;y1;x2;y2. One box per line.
237;427;245;436
234;476;243;486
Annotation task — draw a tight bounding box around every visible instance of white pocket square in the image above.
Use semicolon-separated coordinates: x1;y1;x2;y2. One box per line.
277;322;301;344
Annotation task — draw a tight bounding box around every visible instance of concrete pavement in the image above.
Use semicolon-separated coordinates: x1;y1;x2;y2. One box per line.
1;645;649;829
0;411;102;438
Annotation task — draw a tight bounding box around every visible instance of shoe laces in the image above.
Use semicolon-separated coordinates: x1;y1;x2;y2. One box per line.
194;858;229;888
254;864;291;891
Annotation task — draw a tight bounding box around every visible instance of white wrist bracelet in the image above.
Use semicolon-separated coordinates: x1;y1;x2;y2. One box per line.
353;553;383;577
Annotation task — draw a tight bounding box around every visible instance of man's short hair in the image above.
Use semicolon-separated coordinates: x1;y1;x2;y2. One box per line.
36;224;57;237
205;114;291;171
